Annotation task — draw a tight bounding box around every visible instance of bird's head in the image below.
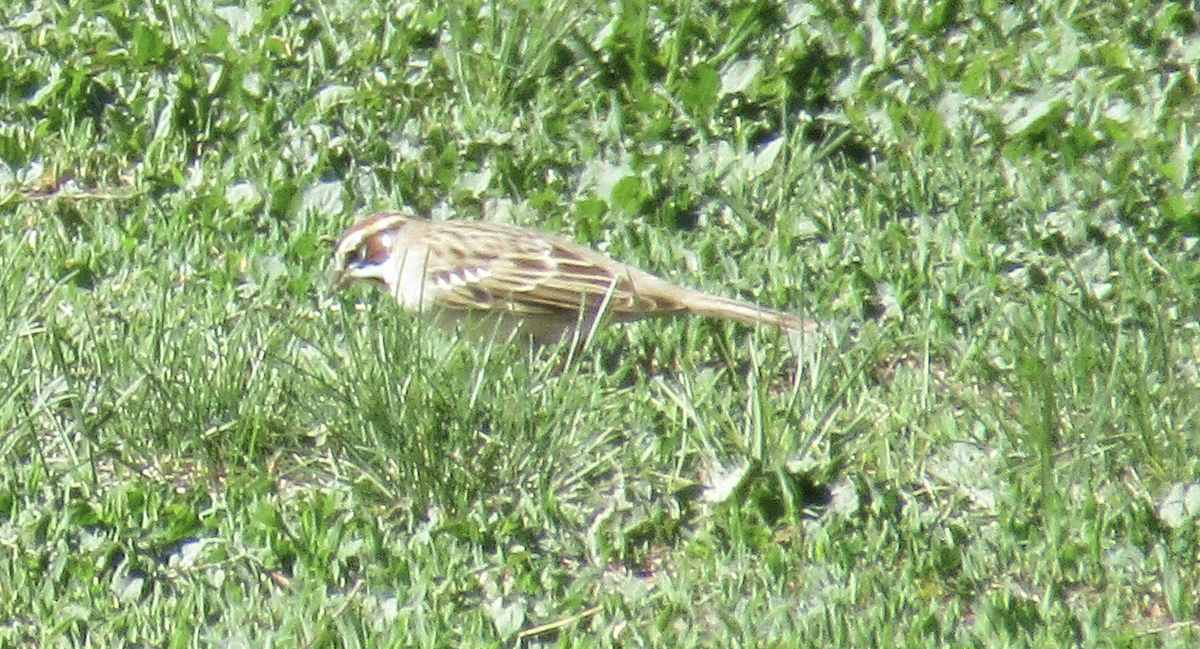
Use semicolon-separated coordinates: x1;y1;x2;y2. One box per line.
330;212;411;291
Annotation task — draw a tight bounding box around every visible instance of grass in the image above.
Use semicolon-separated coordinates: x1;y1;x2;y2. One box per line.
2;0;1199;646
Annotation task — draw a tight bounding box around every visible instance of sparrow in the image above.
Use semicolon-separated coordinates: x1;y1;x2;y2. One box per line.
331;210;814;344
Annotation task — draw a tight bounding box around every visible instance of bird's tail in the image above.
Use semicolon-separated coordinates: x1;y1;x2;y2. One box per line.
680;288;813;332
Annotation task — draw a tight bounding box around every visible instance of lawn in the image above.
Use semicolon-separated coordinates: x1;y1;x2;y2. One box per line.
2;0;1199;646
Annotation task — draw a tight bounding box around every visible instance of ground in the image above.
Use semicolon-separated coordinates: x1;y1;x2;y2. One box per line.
2;0;1199;646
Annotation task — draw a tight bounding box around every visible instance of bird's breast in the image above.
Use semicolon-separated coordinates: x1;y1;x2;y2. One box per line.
386;245;439;312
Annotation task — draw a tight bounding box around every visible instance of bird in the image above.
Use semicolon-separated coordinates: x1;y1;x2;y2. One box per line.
331;209;814;345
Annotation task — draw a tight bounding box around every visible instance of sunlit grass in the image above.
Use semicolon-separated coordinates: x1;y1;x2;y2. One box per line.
2;0;1198;646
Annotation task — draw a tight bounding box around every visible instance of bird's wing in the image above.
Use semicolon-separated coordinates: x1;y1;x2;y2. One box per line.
420;222;684;318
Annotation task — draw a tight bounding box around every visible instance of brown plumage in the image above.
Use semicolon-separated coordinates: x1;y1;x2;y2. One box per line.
332;210;811;344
